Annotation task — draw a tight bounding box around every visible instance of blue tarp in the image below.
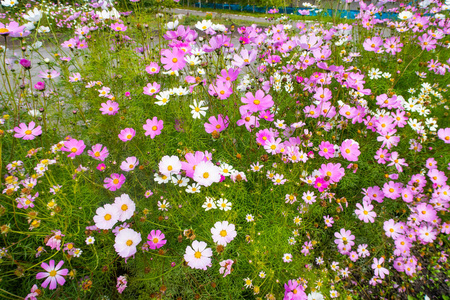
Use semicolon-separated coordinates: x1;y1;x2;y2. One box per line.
193;3;399;20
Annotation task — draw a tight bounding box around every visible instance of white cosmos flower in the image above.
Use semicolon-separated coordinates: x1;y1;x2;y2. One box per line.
211;221;237;246
23;7;43;22
184;240;212;270
189;99;208;119
193;161;221;187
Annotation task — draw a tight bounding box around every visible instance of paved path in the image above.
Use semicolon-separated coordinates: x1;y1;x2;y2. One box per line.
167;8;273;24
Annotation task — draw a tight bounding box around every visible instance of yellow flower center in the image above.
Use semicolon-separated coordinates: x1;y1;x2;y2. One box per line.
194;251;202;258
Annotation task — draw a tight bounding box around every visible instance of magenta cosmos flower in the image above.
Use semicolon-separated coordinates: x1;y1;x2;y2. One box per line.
143;117;163;139
36;260;68;290
14;121;42;140
239;90;274;115
147;230;167;249
100;100;119;115
160;48;186;71
61;139;86;158
118;128;136;142
204;114;229;134
104;173;126;191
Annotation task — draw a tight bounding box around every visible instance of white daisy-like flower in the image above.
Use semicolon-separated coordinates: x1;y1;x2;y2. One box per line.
202;197;217;211
184;240;212;270
211;221;237;246
216;198;232;211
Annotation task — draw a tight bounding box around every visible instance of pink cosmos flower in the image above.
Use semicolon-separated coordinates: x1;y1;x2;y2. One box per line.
427;168;447;186
382;181;402;199
318;141;335;159
146;62;160;74
324;215;334;227
46;230;64;250
161;47;186;71
363;36;383;52
219;259;234;277
374;148;390;164
208;80;233;100
355;202;377;223
100;100;119;115
340;139;360;162
416;203;437;223
36;260;68;290
61;139;86;158
240;90;274;115
143;117;163;139
372;257;389;279
232;49;257;68
120;156;139;172
418;33;437;51
104;173;126;191
334;228;355;249
143;82;160;96
319;163;345;184
387;151;408;173
313;87;332;102
204;114;229;134
181;151;207;178
383;219;403;239
437;128;450;143
14;121;42;140
0;21;25;36
384;36;403;55
147;230;167;249
236;112;260;132
88;144;109;161
118;128;136;142
24;284;39;300
38;70;60;79
111;22;127;32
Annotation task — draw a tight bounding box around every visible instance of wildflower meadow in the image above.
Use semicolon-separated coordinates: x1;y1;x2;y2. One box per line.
1;0;450;299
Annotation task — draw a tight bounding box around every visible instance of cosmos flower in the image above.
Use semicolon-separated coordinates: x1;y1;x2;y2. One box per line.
184;240;213;270
210;221;237;247
36;260;68;290
147;230;167;249
143;117;163;139
114;228;142;258
13;122;42;140
104;173;126;191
